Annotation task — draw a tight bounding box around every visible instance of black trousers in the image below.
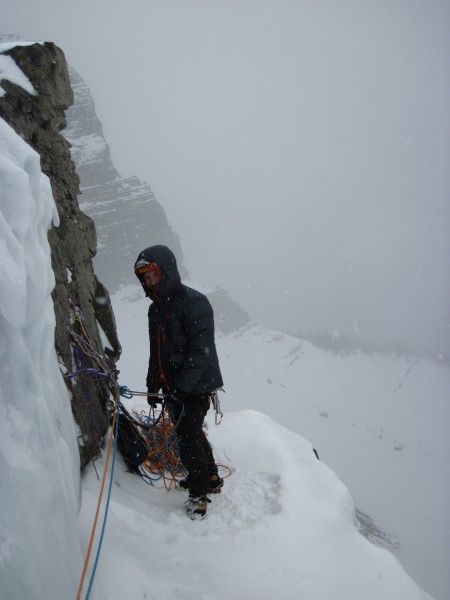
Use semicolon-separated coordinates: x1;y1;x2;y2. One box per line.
172;395;217;497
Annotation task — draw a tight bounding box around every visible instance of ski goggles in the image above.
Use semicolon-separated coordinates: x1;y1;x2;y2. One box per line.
135;260;161;276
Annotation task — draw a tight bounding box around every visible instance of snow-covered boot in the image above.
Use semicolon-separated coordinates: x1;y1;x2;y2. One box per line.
186;495;211;519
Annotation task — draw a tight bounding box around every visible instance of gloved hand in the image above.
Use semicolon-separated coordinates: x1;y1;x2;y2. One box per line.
147;388;160;408
164;389;186;407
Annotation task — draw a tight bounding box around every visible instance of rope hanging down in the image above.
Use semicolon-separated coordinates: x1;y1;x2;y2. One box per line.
75;383;119;600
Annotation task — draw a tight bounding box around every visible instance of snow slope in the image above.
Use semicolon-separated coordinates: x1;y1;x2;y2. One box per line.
215;323;450;599
79;401;432;600
99;283;448;600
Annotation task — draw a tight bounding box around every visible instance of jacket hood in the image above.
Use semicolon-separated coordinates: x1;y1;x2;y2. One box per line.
134;245;181;301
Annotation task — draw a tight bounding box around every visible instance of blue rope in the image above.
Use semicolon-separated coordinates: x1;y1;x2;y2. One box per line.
118;385;134;398
65;368;111;380
72;348;103;435
84;388;121;600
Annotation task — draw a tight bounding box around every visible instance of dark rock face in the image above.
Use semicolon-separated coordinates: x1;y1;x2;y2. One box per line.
0;42;120;468
208;287;250;334
64;67;185;292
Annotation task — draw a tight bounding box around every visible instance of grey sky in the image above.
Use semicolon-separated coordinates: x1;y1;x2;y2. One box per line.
3;0;450;360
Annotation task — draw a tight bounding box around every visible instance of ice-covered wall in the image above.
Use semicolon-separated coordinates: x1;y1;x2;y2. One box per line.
0;117;82;599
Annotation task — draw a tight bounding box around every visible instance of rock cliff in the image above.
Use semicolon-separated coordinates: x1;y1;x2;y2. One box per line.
64;67;250;333
64;66;185;292
0;41;120;467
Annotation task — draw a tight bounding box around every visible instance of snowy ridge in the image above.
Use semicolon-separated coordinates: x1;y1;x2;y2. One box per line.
216;323;450;597
110;284;449;599
80;399;432;600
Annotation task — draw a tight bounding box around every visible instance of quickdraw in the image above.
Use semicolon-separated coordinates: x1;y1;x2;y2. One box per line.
211;389;224;425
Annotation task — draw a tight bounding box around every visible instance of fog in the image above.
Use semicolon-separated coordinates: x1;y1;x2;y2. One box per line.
3;0;450;360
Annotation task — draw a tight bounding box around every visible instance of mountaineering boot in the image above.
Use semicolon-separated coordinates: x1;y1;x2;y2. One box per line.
186;495;211;519
208;474;224;493
179;474;224;494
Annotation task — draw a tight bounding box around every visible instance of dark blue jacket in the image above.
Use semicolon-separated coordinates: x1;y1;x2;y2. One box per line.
135;245;223;395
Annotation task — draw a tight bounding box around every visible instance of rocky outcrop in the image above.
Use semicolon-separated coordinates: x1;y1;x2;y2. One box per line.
0;41;120;468
64;67;185;292
207;287;250;334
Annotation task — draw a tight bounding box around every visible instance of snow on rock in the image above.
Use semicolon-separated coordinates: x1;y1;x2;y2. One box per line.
0;43;36;97
0;118;82;599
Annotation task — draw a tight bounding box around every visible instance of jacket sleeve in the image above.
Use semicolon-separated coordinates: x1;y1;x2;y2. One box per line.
174;296;216;394
146;306;160;391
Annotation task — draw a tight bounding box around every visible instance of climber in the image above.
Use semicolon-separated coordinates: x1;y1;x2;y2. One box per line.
134;245;224;519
